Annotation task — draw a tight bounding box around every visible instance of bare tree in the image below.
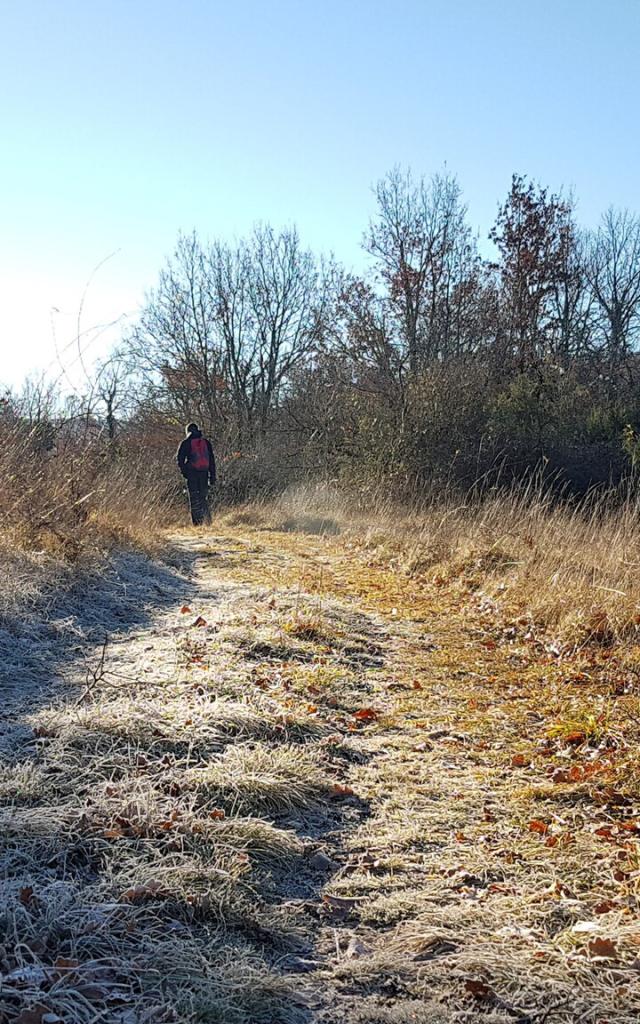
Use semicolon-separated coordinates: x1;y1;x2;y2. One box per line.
94;354;134;445
247;224;334;434
550;218;593;360
586;208;640;364
334;275;405;409
126;225;334;445
365;167;476;369
208;239;257;443
129;232;229;431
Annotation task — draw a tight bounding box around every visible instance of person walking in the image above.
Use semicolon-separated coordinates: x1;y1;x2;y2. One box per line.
176;423;216;526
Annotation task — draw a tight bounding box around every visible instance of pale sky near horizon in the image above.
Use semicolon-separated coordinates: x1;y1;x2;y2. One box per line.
1;0;639;390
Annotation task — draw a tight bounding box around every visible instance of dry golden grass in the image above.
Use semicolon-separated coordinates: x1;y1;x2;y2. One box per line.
223;480;640;647
211;495;640;1022
0;421;180;570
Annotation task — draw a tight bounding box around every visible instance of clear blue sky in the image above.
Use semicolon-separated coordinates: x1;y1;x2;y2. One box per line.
1;0;639;388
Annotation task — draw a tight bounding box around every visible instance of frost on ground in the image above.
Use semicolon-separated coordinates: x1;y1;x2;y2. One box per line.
0;545;193;759
1;526;639;1023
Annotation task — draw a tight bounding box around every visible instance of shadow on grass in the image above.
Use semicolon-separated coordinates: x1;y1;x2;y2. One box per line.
0;543;199;761
268;791;373;901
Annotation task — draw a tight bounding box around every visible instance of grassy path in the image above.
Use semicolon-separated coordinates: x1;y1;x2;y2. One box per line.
1;524;639;1023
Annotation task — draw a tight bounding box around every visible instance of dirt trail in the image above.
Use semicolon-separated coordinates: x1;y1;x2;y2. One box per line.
1;526;639;1023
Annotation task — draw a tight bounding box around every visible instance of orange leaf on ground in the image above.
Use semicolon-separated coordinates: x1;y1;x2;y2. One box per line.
332;783;356;797
353;708;378;721
192;616;207;627
528;819;550;835
565;730;586;745
180;605;191;614
209;808;225;820
511;754;529;767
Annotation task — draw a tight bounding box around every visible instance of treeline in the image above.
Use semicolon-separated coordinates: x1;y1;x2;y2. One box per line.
9;169;640;502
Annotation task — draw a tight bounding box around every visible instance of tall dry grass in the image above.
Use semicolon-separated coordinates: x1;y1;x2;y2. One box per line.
225;479;640;647
4;401;639;649
0;421;178;561
0;419;183;630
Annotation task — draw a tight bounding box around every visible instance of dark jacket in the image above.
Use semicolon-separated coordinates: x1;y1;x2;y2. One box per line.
177;429;216;484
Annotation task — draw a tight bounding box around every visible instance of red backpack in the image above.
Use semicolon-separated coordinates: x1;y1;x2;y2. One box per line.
189;437;210;471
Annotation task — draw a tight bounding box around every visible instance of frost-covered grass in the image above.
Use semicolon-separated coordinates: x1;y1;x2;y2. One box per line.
0;533;351;1023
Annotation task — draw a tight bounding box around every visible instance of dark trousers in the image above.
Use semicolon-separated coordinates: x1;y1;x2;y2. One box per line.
186;472;211;526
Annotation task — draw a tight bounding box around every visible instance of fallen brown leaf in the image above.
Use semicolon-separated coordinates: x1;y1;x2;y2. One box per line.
14;1007;62;1024
19;886;34;905
54;957;79;971
120;878;164;903
588;936;618;959
464;978;492;999
594;899;618;914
